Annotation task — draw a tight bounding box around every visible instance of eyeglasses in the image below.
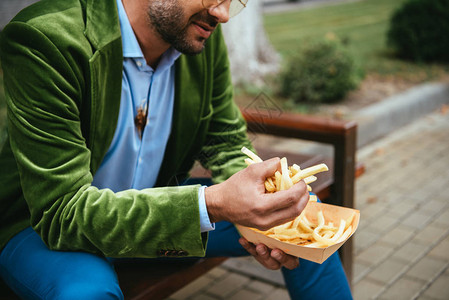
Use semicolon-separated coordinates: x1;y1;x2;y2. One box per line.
202;0;248;18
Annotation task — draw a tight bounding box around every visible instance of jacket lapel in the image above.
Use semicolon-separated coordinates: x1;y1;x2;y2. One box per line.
83;0;123;174
156;54;208;186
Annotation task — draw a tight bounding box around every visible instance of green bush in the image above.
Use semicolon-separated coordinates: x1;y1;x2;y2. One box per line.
279;36;361;104
387;0;449;62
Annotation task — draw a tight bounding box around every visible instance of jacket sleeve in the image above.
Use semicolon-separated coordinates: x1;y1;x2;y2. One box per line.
0;21;206;258
197;27;256;184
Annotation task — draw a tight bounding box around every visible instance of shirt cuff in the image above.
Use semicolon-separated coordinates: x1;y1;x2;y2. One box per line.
198;185;215;233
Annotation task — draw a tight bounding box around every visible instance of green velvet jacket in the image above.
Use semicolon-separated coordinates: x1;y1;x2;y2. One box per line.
0;0;252;257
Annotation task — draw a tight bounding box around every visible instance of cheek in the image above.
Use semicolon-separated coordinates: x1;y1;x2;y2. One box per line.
183;1;208;19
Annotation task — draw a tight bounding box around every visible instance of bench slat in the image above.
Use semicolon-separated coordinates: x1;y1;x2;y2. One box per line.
116;257;227;300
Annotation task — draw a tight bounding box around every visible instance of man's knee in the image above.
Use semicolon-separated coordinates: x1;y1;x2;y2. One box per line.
49;281;123;300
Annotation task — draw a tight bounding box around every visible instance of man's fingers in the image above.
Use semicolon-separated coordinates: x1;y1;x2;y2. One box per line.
254;190;310;231
271;180;309;208
248;157;280;179
239;237;258;256
271;249;299;270
256;244;281;270
239;239;281;270
255;244;270;259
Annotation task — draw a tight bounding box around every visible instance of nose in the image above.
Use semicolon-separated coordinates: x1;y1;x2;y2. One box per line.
208;0;231;23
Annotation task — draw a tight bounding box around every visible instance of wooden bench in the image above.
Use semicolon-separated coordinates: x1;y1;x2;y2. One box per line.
0;110;363;300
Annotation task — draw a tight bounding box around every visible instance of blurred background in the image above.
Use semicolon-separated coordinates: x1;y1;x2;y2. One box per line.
1;0;448;299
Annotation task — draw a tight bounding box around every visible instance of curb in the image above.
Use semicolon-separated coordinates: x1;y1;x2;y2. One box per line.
258;81;449;159
355;82;449;149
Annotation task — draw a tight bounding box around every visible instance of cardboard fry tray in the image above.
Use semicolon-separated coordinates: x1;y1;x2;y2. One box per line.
235;201;360;264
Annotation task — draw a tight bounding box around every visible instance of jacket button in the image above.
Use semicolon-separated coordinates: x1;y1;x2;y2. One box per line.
157;249;188;257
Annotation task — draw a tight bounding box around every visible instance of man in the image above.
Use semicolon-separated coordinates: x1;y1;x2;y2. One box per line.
0;0;352;298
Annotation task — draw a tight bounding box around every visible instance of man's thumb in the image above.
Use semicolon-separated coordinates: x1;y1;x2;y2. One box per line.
251;157;280;178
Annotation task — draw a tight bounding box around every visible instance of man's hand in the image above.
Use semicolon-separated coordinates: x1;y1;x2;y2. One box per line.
205;157;309;231
239;237;299;270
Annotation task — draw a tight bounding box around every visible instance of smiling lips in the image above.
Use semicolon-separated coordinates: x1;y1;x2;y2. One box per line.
193;22;215;39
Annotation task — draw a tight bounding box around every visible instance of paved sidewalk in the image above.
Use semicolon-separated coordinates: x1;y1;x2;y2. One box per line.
168;108;449;300
352;107;449;300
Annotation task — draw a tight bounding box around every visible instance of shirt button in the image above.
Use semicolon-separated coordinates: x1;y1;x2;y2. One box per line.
136;61;143;67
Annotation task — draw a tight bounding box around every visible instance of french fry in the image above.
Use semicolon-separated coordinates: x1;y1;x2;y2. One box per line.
337;226;353;243
309;194;318;202
291;164;301;174
303;176;317;185
260;210;355;248
274;171;282;191
240;147;355;248
264;180;276;193
241;147;328;195
241;147;263;163
291;164;329;184
244;158;255;166
280;157;293;190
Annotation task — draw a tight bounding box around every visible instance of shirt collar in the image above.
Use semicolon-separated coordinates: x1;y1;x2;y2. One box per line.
116;0;181;66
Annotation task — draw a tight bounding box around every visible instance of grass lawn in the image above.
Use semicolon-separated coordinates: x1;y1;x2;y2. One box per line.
255;0;449;112
264;0;448;79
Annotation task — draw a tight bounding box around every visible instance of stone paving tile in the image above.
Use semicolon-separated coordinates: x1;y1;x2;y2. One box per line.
428;236;449;260
206;273;251;299
246;280;277;295
377;276;425;300
429;175;449;192
228;289;264;300
416;296;438;300
391;241;430;264
419;198;448;214
427;210;449;230
406;256;447;282
169;276;214;300
352;279;384;300
412;225;448;246
205;267;229;280
408;184;439;201
264;288;290;300
356;242;395;267
354;229;380;254
435;208;449;227
365;213;400;234
445;266;449;276
420;272;449;300
365;257;409;285
401;210;436;230
356;206;387;230
190;295;219;300
383;199;417;221
353;261;371;285
431;192;449;204
376;225;415;247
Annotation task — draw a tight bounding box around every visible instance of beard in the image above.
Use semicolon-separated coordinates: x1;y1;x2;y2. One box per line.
147;0;218;55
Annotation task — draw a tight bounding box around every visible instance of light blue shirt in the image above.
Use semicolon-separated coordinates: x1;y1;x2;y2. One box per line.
92;0;214;232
